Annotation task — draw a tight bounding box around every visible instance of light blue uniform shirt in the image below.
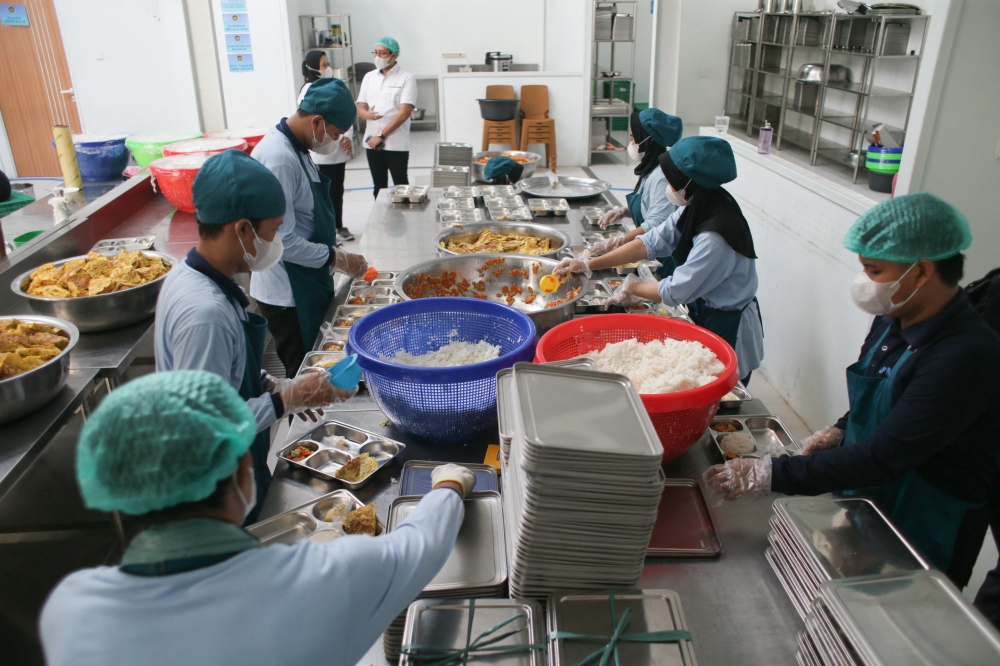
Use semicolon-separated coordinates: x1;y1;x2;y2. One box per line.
636;168;679;233
40;489;464;666
640;207;764;376
155;261;276;431
249;127;332;307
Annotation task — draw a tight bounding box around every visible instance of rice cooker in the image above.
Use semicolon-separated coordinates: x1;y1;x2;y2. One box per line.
485;52;513;72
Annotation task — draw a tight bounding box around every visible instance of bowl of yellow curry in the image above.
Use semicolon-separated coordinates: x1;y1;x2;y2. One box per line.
11;250;175;332
0;316;79;424
435;223;569;259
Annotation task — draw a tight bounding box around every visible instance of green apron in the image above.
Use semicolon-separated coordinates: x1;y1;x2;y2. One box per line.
625;177;645;227
120;518;263;577
236;304;272;526
284;149;338;350
838;327;981;571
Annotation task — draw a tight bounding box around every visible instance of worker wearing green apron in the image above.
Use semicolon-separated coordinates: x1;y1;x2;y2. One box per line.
155;150;357;524
705;193;1000;583
251;78;369;377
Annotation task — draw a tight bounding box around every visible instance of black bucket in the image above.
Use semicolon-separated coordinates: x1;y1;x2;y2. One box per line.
477;99;518;121
867;170;895;193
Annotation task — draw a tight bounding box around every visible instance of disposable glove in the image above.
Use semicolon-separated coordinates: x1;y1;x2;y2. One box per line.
589;234;628;258
703;457;772;501
553;256;591;280
334;250;368;278
607;274;644;307
800;426;844;455
598;206;627;229
431;463;478;498
279;369;357;421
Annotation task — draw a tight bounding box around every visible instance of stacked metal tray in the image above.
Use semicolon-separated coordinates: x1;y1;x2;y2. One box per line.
710;414;799;459
400;598;546;666
390;185;429;203
432;166;470;187
547;590;697;666
382;491;508;660
501;363;665;598
434;142;473;167
766;496;930;621
797;570;1000;666
277;420;406;489
246;489;383;545
398;460;498;496
526;198;569;216
91;236;156;254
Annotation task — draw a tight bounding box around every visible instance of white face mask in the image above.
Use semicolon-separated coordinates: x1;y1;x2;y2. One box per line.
320;66;334;78
627;141;642;162
231;472;256;522
665;179;692;207
849;263;919;315
375;55;393;70
239;227;283;272
311;122;339;155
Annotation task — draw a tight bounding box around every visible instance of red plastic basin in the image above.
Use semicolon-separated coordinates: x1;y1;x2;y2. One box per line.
148;154;210;213
162;137;247;157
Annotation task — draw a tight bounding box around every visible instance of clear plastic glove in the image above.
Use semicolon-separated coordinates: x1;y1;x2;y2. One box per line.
704;457;773;501
598;206;627;229
431;463;477;498
334;250;368;278
279;369;357;420
553;256;591;280
261;372;280;393
589;234;628;258
800;426;844;455
608;274;644;307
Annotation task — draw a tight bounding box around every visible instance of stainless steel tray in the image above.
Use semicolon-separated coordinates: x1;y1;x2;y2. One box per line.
479;184;519;197
526;198;570;216
435;223;569;258
398;460;498;496
330;303;387;329
579;205;614;228
390;185;429;203
483;196;524;208
487;206;533;221
719;381;752;407
346;285;398;305
438;209;484;225
441;185;482;199
647;479;722;557
91;236;156;253
574;281;613;314
436;197;476;210
517;176;610;199
278;420;406;489
710;415;799;459
246;489;384;544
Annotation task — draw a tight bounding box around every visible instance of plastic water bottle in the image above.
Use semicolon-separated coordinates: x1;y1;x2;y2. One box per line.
758;121;773;155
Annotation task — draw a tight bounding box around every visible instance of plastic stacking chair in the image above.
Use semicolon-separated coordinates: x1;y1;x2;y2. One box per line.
519;85;556;171
482;85;518;151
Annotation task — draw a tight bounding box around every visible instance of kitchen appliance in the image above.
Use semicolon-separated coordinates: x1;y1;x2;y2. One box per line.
796;63;851;83
485;52;512;72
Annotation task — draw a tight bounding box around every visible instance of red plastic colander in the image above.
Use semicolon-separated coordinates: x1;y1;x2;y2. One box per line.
534;314;738;464
148;154;209;213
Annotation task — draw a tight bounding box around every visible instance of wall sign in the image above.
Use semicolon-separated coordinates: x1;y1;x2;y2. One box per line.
220;0;246;11
228;53;254;73
222;12;249;33
225;33;252;53
1;4;29;26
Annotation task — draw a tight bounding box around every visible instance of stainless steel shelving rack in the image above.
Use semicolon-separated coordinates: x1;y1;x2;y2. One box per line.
724;10;929;182
589;1;637;165
299;14;361;143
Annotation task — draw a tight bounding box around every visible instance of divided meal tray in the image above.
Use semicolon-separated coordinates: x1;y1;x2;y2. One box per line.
709;414;799;459
91;236;157;254
526;198;570;216
390;185;430;203
246;489;384;545
278;420;406;489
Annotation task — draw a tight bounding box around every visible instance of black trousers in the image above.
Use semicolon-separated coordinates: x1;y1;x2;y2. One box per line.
365;148;409;198
316;162;345;230
973;479;1000;629
257;302;306;379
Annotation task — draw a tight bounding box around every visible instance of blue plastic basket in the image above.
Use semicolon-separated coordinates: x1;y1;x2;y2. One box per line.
348;298;537;442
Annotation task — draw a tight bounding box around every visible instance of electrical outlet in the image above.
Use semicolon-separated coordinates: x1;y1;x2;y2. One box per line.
442;53;465;58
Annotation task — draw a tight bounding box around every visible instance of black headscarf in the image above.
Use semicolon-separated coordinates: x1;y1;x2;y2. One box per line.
301;51;326;87
629;112;667;193
659;151;757;265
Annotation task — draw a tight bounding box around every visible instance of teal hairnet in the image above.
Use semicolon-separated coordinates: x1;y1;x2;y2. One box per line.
639;108;683;149
484;156;517;180
844;192;972;262
667;136;737;188
193;149;285;225
375;36;399;54
76;370;257;515
299;78;357;131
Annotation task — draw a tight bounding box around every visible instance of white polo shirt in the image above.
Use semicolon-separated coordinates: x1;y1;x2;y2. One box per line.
356;63;417;152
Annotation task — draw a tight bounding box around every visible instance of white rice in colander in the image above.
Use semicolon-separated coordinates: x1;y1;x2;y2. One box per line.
387;340;501;367
581;338;724;394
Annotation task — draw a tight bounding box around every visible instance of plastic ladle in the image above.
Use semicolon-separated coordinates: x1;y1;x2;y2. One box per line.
539;273;566;295
326;353;362;389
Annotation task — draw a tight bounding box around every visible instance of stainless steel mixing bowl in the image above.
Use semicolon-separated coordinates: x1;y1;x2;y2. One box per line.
435;223;570;259
395;254;589;334
471;151;542;183
11;251;177;333
0;315;79;425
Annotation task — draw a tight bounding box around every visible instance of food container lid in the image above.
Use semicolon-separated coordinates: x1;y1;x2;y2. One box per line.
126;130;203;148
163;137;247;155
148;153;210;172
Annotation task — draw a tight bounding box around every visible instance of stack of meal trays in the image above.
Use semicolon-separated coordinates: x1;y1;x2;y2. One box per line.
501;362;664;598
548;590;697;666
400;598;546;666
381;491;507;660
390;185;429;203
246;489;384;545
766;496;930;621
527;198;570;217
434;142;473;167
432;165;471;187
276;420;406;489
798;570;1000;666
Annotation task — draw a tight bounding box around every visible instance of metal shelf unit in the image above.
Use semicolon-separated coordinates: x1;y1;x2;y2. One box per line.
299;14;361;145
589;1;637;165
724;10;929;182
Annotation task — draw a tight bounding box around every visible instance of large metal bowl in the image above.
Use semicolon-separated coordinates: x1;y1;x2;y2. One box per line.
11;251;176;333
0;315;79;425
471;151;542;183
396;254;589;334
436;223;569;259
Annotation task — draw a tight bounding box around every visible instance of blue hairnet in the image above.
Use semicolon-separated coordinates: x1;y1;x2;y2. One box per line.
639;108;683;149
194;149;285;224
375;36;399;54
299;78;357;131
844;192;972;262
667;136;737;188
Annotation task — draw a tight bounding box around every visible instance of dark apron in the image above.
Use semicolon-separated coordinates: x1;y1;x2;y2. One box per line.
236;306;272;526
284;149;338;350
625;176;645;227
838;327;981;571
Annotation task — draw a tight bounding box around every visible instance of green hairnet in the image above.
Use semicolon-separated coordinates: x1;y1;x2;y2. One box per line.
76;370;256;515
666;136;737;188
299;78;357;131
375;36;399;54
194;149;285;225
639;108;683;148
844;192;972;262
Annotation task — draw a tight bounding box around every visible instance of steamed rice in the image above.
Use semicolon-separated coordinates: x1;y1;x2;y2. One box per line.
388;340;500;367
582;338;724;394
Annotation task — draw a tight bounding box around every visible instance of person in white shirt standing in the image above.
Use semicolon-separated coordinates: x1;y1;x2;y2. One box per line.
355;37;417;198
299;51;355;242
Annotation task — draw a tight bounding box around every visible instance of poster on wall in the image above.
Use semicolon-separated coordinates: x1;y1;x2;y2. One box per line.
222;12;249;33
0;4;29;26
228;53;254;73
225;33;252;53
220;1;247;11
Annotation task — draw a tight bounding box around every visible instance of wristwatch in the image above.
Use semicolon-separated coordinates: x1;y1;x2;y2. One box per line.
376;130;384;138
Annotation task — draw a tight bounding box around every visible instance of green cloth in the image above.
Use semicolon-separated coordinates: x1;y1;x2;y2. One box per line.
299;78;357;131
484;156;517;180
639;108;683;149
843;192;972;262
667;136;737;188
375;36;399;53
193;149;286;224
121;518;262;567
77;370;257;515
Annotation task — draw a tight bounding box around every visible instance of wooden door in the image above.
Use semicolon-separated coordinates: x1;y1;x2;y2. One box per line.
0;0;81;176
